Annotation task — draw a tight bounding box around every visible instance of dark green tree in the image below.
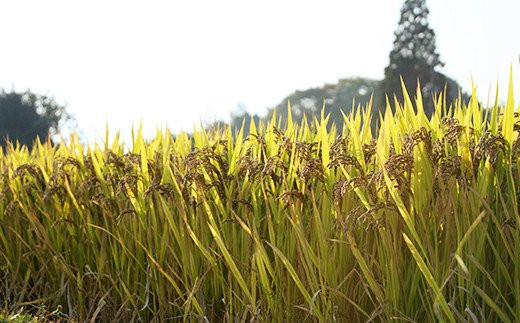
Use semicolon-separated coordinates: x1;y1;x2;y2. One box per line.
381;0;455;116
0;90;71;149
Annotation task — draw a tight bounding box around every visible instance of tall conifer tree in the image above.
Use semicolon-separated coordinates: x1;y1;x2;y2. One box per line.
381;0;449;116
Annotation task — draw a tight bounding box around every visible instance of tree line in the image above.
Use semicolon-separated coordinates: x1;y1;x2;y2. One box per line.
1;0;465;149
215;0;468;134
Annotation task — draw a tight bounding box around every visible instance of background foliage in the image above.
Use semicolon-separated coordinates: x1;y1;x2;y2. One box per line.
214;0;468;135
0;90;71;150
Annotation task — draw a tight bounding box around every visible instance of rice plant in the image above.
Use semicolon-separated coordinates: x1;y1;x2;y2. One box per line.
1;75;519;322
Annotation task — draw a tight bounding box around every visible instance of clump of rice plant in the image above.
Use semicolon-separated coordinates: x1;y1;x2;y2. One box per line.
1;74;520;322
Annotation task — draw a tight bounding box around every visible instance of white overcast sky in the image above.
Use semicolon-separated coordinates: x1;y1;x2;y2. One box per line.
0;0;519;142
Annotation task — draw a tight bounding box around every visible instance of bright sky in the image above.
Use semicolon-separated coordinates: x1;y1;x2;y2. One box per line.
1;0;519;142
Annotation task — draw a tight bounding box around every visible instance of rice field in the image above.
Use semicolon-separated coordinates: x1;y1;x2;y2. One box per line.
1;77;520;321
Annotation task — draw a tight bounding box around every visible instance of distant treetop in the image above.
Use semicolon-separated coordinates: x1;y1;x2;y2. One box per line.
380;0;460;116
0;90;71;150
